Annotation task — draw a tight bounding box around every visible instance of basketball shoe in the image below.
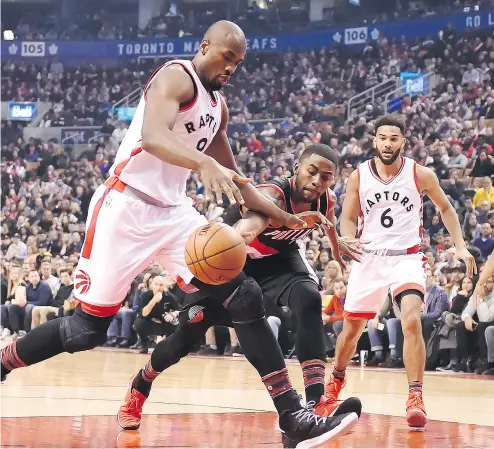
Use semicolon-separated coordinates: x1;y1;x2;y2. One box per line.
117;374;148;430
406;390;427;430
280;404;359;448
311;395;361;418
323;373;346;405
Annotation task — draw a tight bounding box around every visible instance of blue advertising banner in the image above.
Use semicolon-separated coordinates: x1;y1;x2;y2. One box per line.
8;102;38;121
400;72;429;96
2;9;493;60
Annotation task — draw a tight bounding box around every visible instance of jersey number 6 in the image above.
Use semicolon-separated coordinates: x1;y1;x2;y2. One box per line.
380;208;394;228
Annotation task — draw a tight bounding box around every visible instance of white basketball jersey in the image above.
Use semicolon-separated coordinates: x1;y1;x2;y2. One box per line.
357;157;423;251
110;59;223;206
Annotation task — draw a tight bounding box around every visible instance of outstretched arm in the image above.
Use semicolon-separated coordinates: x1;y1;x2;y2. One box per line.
205;97;305;229
416;164;476;277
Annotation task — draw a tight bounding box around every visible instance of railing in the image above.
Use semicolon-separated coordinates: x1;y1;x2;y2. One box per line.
383;71;438;112
110;87;143;121
346;77;400;119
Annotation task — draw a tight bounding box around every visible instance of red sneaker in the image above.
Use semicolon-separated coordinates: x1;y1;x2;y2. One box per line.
117;375;148;430
313;396;340;417
323;374;346;404
406;391;427;430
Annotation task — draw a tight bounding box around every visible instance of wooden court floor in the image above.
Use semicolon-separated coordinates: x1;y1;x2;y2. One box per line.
1;349;494;448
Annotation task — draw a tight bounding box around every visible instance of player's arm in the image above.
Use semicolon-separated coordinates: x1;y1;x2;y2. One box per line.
141;66;247;205
416;164;476;277
205;98;306;229
232;184;286;244
141;66;212;170
340;170;360;238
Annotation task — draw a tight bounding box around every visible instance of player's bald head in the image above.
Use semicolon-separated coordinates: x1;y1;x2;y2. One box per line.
204;20;246;46
195;20;246;91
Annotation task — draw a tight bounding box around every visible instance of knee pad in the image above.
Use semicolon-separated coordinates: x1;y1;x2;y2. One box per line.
225;277;265;324
59;309;112;354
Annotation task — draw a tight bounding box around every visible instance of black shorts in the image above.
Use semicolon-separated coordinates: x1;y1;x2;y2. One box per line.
244;250;320;313
181;291;233;327
181;251;319;324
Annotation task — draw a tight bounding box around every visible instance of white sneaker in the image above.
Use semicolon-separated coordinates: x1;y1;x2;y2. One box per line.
18;330;27;337
0;328;11;340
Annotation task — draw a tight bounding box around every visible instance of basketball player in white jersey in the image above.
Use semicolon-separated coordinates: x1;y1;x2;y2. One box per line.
1;21;361;446
322;115;476;430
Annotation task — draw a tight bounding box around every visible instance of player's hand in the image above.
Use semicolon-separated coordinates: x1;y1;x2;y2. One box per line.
294;211;332;229
280;212;309;230
199;158;249;206
336;236;364;262
455;246;477;278
240;231;257;245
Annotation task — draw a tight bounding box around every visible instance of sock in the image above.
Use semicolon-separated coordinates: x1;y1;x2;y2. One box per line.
332;365;346;381
233;319;301;413
375;350;384;359
262;368;301;414
135;360;161;396
408;380;423;395
301;359;325;404
390;348;398;359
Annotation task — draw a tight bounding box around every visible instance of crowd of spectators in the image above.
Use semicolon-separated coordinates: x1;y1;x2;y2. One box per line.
2;18;494;373
4;0;490;41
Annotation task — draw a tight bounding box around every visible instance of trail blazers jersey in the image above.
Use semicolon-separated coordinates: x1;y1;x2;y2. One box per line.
357;157;423;251
223;177;336;258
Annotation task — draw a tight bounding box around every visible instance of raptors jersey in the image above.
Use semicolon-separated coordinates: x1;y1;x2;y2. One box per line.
110;59;223;206
358;157;423;251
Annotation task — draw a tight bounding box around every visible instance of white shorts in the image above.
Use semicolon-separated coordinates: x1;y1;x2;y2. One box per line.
73;182;207;316
344;252;426;320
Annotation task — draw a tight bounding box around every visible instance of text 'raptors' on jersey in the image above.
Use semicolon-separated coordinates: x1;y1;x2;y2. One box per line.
110;59;223;207
358;157;423;251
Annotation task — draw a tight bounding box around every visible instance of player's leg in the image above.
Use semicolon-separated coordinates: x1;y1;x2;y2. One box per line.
118;298;226;430
157;211;362;445
391;255;427;429
284;281;326;405
1;186;164;382
324;255;388;403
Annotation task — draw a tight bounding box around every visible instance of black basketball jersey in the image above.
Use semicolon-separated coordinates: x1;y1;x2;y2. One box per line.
223;177;335;258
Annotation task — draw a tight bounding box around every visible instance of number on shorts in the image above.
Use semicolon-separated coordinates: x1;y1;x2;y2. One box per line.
380;208;394;228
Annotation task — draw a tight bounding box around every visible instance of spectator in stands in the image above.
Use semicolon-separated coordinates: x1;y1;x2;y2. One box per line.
134;275;179;354
32;268;74;328
105;294;137;348
321;260;343;295
472;223;494;259
322;277;347;338
5;233;27;263
39;260;60;296
421;268;450;344
473;177;494;208
458;274;494;373
463;213;481;241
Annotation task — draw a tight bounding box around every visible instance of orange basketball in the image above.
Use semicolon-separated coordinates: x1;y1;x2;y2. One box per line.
185;223;247;285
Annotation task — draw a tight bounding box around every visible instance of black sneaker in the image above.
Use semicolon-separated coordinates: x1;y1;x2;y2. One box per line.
366;354;385;367
482;367;494;375
280;407;358;448
474;359;488;375
1;363;9;382
197;345;218;355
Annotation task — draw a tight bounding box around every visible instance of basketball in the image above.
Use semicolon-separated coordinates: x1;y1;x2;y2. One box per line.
185;223;247;285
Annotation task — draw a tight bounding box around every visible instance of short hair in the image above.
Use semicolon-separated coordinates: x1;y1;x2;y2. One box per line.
333;276;346;286
59;268;72;276
374;115;406;135
299;144;339;167
28;269;39;275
